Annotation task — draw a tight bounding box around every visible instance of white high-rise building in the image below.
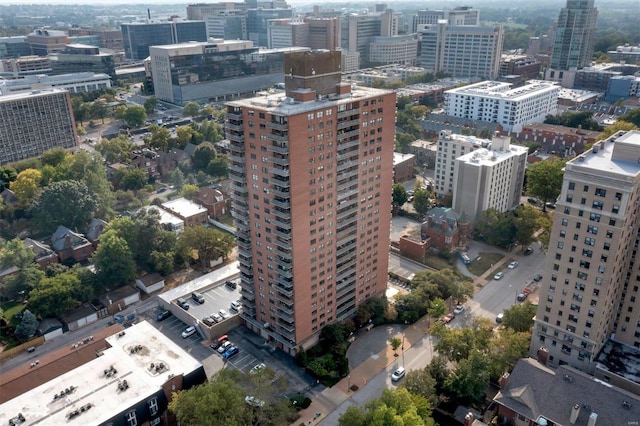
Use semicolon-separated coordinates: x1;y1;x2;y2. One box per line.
443;80;559;132
452;135;528;221
434;130;490;199
411;6;480;32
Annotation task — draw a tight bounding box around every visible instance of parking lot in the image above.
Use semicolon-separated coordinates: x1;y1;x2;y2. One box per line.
186;280;242;325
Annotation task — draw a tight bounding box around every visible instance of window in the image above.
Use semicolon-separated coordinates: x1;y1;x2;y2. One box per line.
126;411;137;426
568;182;575;190
148;398;158;416
150;419;161;426
595;188;606;197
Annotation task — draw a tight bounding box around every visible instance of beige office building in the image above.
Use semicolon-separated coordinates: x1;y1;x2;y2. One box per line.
531;130;640;373
226;51;395;354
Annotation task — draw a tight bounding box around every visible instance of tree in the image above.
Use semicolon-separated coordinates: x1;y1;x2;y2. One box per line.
170;168;185;190
178;225;234;269
512;204;542;248
402;367;438;407
193;142;217;170
392;184;408;210
146;124;171;152
208;156;229;178
28;272;83;317
444;350;491;402
95;135;135;163
41;148;68;167
144;96;158;113
169;370;254;426
123;105;147;128
396;132;414;153
0;238;45;298
618;109;640;127
502;301;537;332
183;101;201;117
89;101;109;124
390;336;402;356
413;187;432;218
338;388;436;426
596;120;639;141
526;158;565;212
15;309;38;338
0;165;17;188
114;104;127;120
68;151;115;219
181;183;199;200
427;298;447;322
31;180;98;234
114;168;148;191
176;125;197;148
92;230;136;287
488;328;531;379
10;168;42;208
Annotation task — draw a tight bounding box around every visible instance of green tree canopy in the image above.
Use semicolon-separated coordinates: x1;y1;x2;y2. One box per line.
618;109;640;127
412;186;432;218
502;301;537;332
392;184;408;210
92;230;136;287
402;366;438;408
123;105;147;128
15;309;38;338
95;135;136;164
596;120;639;141
208;156;229;178
177;225;234;269
526;158;565;211
444;349;491;402
28;272;84;317
31;180;98;234
339;388;436;426
146;124;171;152
183;101;201;117
193;142;217;170
144;96;158;113
10;168;42;208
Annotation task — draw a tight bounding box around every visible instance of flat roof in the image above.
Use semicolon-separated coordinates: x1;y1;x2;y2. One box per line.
0;88;67;101
567;130;640;178
161;197;207;218
143;205;183;227
159;261;239;302
445;80;559;101
393;152;415;165
596;338;640;385
457;144;528;166
0;321;202;425
227;84;393;116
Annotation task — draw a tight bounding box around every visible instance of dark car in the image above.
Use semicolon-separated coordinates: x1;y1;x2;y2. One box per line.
545;202;556;209
223;345;239;359
156;310;172;321
533;274;543;282
527;198;538;205
523;247;534;256
225;280;237;289
210;334;228;349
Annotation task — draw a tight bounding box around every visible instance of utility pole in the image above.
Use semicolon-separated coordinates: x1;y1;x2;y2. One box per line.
401;332;405;367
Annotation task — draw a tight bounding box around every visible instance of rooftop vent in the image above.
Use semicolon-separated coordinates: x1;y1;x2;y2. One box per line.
564;374;573;382
117;379;129;392
623;401;632;409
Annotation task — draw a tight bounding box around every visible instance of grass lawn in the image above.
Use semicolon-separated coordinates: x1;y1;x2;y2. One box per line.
423;254;456;271
467;252;504;277
1;301;25;325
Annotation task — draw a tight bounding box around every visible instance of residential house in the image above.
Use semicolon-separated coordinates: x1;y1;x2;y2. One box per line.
130;151;160;180
99;285;140;316
60;303;98;331
85;218;108;248
37;318;63;340
161;198;208;228
0;189;18;208
195;186;229;219
420;207;471;251
157;148;191;177
106;162;128;180
393;152;416;183
142;206;184;233
51;226;94;264
23;238;58;269
493;357;640;426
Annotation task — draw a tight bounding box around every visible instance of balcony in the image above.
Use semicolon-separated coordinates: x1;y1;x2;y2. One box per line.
337;197;358;210
225;122;243;132
226;132;244;143
270;156;289;166
336;188;359;200
239;262;253;277
337;130;360;142
274;256;292;269
271;186;290;198
337;140;360;152
272;227;291;240
229;163;245;173
337;150;359;162
277;319;295;333
269;176;290;188
229;172;246;184
337;179;358;193
236;237;251;250
267;121;288;131
275;284;293;297
337;119;360;130
337;108;360;119
277;267;293;279
230;182;248;194
336;244;356;258
336;258;357;275
226;111;242;120
240;287;255;301
269;166;290;178
231;208;248;221
267;143;289;155
337;160;358;171
277;302;294;316
274;245;292;259
273;217;292;230
272;207;291;221
336;268;356;283
271;197;290;209
269;132;289;143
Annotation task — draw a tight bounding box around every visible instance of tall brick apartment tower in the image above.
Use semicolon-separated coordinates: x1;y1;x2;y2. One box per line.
225;50;396;354
530;130;640;373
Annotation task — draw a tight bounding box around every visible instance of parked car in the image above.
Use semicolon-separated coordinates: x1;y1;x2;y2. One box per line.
494;271;504;280
496;313;504;323
245;395;265;407
211;312;222;323
156;310;171;321
225;280;237;289
210;335;228;349
545;202;556;209
250;363;266;375
219;309;230;319
223;345;239;359
533;274;543;282
517;293;528;302
202;317;216;326
508;261;519;269
231;300;242;312
523;247;534;256
181;326;196;338
217;341;232;354
453;305;465;315
527;198;538;205
177;298;189;310
391;367;406;381
191;292;205;304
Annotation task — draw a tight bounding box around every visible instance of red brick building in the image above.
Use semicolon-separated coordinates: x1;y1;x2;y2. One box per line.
508;122;601;156
420;207;471;251
195;186;229;219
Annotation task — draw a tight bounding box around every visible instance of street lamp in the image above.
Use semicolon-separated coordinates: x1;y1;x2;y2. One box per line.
347;375;351;392
401;332;406;367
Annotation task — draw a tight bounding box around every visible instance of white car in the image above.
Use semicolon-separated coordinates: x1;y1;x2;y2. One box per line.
181;326;196;338
245;396;265;407
211;313;222;323
391;367;406;382
217;340;232;354
250;363;266;375
508;261;519;269
453;305;464;315
219;309;230;319
496;313;504;323
493;271;504;280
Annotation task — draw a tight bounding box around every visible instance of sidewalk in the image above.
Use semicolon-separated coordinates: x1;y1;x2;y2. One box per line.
295;315;433;425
